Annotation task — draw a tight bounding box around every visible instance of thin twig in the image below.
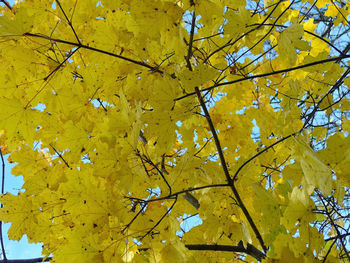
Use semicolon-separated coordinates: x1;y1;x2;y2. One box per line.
302;67;350;129
0;149;6;261
55;0;81;44
141;156;172;195
122;203;147;234
125;183;230;203
24;47;81;109
233;133;297;181
49;144;70;169
322;238;336;263
140;196;177;240
202;0;283;64
247;23;344;55
185;11;196;71
44;47;80;81
316;190;350;262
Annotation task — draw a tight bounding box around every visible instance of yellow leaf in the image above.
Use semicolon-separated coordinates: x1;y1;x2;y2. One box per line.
179;64;217;92
293;136;333;195
277;24;305;66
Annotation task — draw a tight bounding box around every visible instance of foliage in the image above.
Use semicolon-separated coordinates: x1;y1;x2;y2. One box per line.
0;0;350;262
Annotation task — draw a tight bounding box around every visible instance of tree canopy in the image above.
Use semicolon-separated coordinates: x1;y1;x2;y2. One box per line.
0;0;350;262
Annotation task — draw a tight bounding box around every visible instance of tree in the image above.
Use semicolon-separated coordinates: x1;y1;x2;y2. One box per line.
0;0;349;262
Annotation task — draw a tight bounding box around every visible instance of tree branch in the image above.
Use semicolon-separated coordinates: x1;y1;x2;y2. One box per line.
316;190;350;262
139;242;265;261
247;23;345;55
0;257;52;263
0;149;6;261
125;183;230;203
23;33;163;74
233;133;297;181
194;87;267;253
175;54;350;101
185;11;196;71
185;242;265;261
55;0;81;44
302;67;350;129
49;144;71;169
0;0;12;10
140;196;177;240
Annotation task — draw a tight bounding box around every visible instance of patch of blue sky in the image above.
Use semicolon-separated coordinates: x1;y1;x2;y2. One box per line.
1;154;44;260
179;213;202;235
31;103;46;112
90;98;114;109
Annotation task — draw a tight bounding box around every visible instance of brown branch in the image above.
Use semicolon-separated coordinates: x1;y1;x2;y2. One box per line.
0;257;52;263
316;190;350;262
0;148;6;261
55;0;81;44
247;23;345;55
24;47;81;109
185;242;265;261
183;192;200;209
175;54;350;101
233;133;297;182
0;0;12;10
325;232;350;242
125;183;230;203
139;242;265;261
322;238;337;263
49;144;71;169
194;87;267;253
185;11;196;71
302;67;350;129
122;202;146;234
140;155;172;195
194;87;232;184
203;0;283;64
140;196;177;240
23;33;163;74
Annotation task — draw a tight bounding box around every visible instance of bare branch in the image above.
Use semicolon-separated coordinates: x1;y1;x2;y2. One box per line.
176;54;350;101
23;33;163;74
55;0;81;44
195;87;267;253
185;11;196;71
185;242;265;261
0;0;12;11
0;258;52;263
0;148;6;261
